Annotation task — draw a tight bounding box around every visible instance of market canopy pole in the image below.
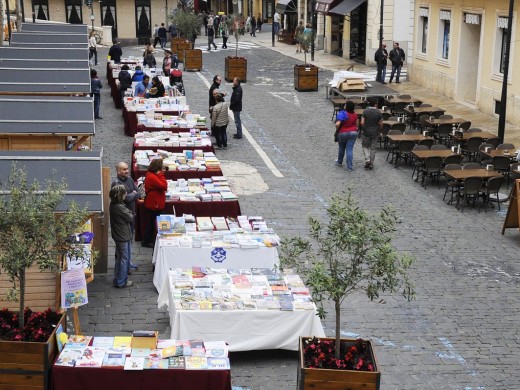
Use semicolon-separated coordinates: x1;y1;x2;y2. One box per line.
497;0;514;143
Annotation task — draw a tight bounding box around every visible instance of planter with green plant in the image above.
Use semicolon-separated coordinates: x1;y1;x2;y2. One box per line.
225;14;247;82
0;165;90;390
294;28;318;91
280;191;415;390
170;8;202;65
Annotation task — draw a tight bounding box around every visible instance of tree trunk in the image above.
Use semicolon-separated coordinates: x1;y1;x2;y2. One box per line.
16;0;23;31
335;299;341;360
18;271;26;330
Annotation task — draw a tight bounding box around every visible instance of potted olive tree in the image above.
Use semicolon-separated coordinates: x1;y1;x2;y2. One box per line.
170;8;202;67
294;27;318;91
0;165;90;390
280;191;416;390
225;14;247;82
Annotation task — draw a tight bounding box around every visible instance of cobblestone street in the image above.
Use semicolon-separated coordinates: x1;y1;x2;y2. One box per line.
81;34;520;389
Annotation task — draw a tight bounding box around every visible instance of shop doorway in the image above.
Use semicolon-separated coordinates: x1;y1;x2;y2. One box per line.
456;13;482;106
349;1;366;62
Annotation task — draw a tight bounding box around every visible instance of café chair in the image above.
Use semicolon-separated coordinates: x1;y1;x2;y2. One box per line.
497;143;515;150
411;145;429;181
420;156;443;188
417;114;432;131
357;101;369;109
431;144;448;150
510;162;520;184
405;129;420;135
462;162;482;169
436;124;453;145
413;100;423;107
485;137;500;149
439;114;453;120
444;154;464;167
418;138;435;148
480;175;505;212
466;128;482;133
458;121;472;132
393;102;409;117
381;112;392;120
379;122;392;149
394;140;415;168
456;176;484;212
391;123;407;132
493;156;512;186
386;129;403;162
420;103;432;107
478;143;494;165
443;163;463;203
462;137;484;162
430;110;445;118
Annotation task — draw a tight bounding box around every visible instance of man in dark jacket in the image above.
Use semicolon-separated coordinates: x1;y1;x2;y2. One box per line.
111;162;140;272
388;42;405;84
118;65;132;108
158;23;168;49
209;74;225;112
230;77;243;139
108;40;122;63
374;43;388;84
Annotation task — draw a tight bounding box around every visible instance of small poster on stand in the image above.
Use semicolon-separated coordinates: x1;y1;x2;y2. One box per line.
61;268;88;309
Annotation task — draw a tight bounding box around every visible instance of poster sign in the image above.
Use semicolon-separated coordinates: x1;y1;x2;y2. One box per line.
61;268;88;309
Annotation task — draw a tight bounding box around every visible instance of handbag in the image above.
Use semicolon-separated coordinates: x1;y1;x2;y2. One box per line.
334;129;339;142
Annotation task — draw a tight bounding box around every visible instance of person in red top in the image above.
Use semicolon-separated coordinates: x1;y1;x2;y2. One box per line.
334;101;359;171
142;158;168;248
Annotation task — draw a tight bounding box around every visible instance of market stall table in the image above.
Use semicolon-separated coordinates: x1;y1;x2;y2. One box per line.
131;164;223;180
52;364;231;390
160;271;325;351
124;107;188;137
135;199;241;241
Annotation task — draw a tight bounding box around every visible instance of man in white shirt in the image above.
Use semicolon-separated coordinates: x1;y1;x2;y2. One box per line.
273;11;280;35
89;31;98;65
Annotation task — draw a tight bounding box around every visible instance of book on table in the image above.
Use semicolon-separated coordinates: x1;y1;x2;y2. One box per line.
103;352;126;367
124;356;145;370
55;348;85;367
75;348;105;368
207;357;231;370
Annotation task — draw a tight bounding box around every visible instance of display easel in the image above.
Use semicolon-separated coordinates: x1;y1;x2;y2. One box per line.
502;179;520;235
72;306;82;335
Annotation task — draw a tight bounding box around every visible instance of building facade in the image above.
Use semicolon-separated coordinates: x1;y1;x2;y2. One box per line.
410;1;519;124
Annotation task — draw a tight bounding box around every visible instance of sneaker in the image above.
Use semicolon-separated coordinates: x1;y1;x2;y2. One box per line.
223;145;228;149
233;134;242;139
95;116;102;119
115;280;133;288
347;167;354;172
396;81;401;84
364;161;371;169
334;160;342;166
368;162;374;170
130;265;139;271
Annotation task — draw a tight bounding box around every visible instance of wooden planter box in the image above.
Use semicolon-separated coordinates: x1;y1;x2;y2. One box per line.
225;57;247;82
0;313;66;390
183;49;202;71
176;41;192;63
298;337;381;390
294;64;318;92
170;37;185;53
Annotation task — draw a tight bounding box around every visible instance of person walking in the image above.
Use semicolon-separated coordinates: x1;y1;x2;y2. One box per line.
334;101;358;171
374;43;388;84
203;13;209;36
250;16;256;37
211;94;230;149
207;21;217;50
152;24;160;48
257;13;263;32
360;97;383;170
158;23;168;49
111;162;141;273
230;77;243;139
109;185;134;288
273;11;280;35
221;16;229;48
142;158;167;248
295;21;304;53
88;31;98;65
108;40;122;63
389;42;405;83
90;69;102;120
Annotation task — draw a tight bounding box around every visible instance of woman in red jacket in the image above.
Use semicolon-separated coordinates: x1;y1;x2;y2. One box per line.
142;158;168;248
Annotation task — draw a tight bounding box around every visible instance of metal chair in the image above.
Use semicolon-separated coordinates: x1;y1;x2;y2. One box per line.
493;156;512;186
466;128;482;133
386;129;403;162
481;175;505;212
430;110;445;118
456;176;484;212
398;94;411;99
379;122;392;149
443;154;464;166
443;164;462;203
393;140;416;168
420;156;443;188
420;103;432;107
462;162;482;169
462;137;484;162
439;114;453;119
405;129;420;135
418;138;435;148
391;123;407;132
436;124;453;146
478;143;494;165
458;121;472;131
411;145;429;181
497;143;515;150
393;102;409;118
485;137;501;149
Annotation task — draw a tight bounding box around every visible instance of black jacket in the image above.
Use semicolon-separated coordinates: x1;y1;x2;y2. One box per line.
108;44;122;63
389;48;405;65
109;202;134;242
111;175;139;215
118;70;132;90
209;81;220;107
374;48;388;65
230;85;243;112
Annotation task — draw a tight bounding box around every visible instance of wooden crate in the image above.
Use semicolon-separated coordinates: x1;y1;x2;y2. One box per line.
294;65;318;92
170;37;185;53
183;49;202;71
298;337;381;390
0;313;66;390
225;57;247;82
176;41;192;63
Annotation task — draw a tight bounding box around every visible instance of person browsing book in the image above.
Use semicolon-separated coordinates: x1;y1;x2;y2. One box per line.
134;75;151;97
142;158;168;248
147;76;165;98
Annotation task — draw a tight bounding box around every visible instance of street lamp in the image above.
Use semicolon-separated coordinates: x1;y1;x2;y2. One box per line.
308;0;316;61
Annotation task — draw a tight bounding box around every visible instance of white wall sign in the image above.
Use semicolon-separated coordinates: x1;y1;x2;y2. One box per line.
465;13;480;25
497;17;509;29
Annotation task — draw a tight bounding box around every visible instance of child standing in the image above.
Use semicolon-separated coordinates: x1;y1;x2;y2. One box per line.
90;69;103;120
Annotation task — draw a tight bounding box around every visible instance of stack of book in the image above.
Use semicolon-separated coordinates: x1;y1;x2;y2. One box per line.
163;177;238;202
125;96;189;113
54;335;230;370
168;267;314;312
136;113;207;129
134;130;211;148
134;150;220;172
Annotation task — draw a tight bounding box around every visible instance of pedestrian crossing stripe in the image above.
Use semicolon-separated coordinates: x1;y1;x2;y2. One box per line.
196;41;259;53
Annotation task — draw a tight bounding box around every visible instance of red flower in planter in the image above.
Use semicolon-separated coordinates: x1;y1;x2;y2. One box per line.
304;337;376;371
0;307;61;342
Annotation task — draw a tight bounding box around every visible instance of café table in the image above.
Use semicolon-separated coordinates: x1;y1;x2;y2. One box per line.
404;106;445;115
480;148;518;160
444;168;503;181
384;97;422;107
451;131;498;143
134;199;241;241
412;149;461;160
425;117;467;126
52;364;231;390
386;134;433;143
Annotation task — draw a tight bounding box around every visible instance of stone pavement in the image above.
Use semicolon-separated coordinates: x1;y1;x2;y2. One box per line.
81;35;520;389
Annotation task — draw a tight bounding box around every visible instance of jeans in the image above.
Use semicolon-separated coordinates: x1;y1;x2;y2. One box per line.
376;63;386;82
89;47;98;65
233;111;242;137
390;63;401;82
93;93;100;118
214;125;228;147
143;208;162;245
222;36;228;48
153;36;161;48
113;240;131;287
337;131;357;169
274;22;280;35
362;134;379;163
208;36;217;50
160;37;167;48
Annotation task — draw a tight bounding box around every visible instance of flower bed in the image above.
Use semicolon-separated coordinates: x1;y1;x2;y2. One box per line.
0;307;62;342
303;337;376;371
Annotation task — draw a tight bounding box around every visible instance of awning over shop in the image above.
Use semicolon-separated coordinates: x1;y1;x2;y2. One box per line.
276;0;297;14
315;0;342;14
0;47;88;61
328;0;366;16
10;32;87;44
20;22;88;34
0;150;103;213
0;95;95;135
0;68;91;94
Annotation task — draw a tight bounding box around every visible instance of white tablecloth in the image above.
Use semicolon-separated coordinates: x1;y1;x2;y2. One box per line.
162;273;325;351
153;241;279;292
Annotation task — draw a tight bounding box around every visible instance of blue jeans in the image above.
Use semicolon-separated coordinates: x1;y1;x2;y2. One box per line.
337;131;357;169
390;63;401;82
93;93;100;118
233;111;242;137
274;22;280;35
113;240;131;287
214;125;228;147
160;37;166;48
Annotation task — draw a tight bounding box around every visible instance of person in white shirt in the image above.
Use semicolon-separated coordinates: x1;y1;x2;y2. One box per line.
89;31;98;65
273;11;280;35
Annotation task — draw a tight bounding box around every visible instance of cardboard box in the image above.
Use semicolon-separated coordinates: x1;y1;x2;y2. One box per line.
340;79;366;92
131;331;158;349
